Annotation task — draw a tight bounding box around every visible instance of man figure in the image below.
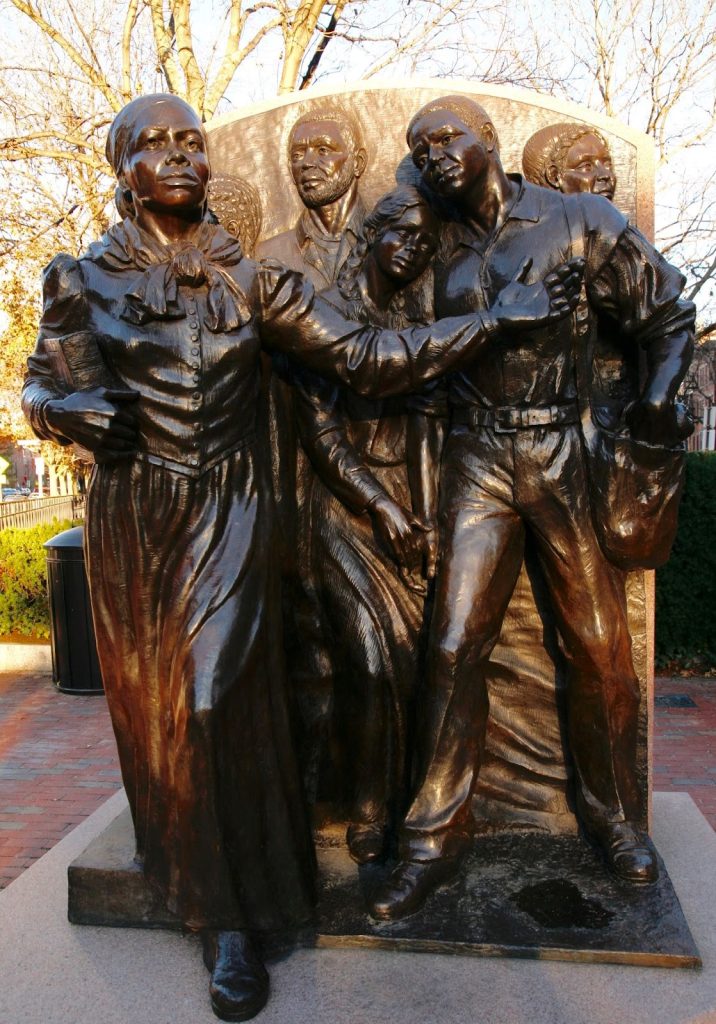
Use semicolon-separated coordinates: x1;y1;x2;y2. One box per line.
256;108;368;803
257;107;367;286
522;121;617;200
371;95;694;921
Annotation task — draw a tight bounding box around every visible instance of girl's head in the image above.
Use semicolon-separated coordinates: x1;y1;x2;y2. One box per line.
339;185;439;302
363;186;440;285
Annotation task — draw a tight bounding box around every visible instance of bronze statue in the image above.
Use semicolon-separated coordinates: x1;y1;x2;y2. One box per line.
294;185;443;864
370;95;695;923
256;107;367;287
208;173;263;256
22;94;580;1019
522;122;616;200
256;106;368;804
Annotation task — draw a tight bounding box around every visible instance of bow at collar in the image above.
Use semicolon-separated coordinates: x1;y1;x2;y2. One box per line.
92;218;252;333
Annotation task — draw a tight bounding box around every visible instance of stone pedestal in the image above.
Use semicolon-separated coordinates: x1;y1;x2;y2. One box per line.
69;806;700;969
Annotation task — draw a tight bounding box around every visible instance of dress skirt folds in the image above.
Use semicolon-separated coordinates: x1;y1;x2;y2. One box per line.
23;218;494;931
308;462;424;821
86;444;316;931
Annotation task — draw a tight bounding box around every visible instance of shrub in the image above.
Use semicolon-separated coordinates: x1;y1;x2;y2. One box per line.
656;452;716;671
0;520;75;639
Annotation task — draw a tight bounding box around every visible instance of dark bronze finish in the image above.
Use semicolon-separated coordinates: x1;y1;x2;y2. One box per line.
69;806;702;970
256;107;367;288
24;92;582;1016
370;94;694;922
255;107;369;811
293;185;442;859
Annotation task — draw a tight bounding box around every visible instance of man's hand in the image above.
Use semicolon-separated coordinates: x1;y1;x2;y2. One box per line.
626;395;694;447
494;257;585;332
45;386;139;462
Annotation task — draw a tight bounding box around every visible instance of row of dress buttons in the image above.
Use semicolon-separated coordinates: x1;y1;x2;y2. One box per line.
187;293;201;466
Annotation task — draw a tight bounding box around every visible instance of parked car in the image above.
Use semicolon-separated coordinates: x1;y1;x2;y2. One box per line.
1;488;21;502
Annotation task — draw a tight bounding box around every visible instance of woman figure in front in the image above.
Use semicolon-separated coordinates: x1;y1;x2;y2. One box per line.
22;92;581;1021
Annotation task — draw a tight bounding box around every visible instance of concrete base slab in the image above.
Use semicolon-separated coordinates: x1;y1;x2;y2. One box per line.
1;791;715;1024
0;641;51;673
69;807;700;968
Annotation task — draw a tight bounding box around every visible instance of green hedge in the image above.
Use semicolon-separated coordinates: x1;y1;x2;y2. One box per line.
656;452;716;670
0;520;76;639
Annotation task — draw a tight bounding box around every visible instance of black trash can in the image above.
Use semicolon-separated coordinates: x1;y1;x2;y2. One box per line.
44;526;103;694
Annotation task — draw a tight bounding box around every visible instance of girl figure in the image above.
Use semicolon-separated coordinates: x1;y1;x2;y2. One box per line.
293;186;444;865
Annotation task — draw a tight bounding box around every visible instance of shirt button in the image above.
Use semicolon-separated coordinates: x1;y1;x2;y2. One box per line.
190;334;199;342
191;347;200;356
192;392;201;401
194;422;200;430
189;321;198;328
192;373;200;383
190;362;200;370
190;458;198;467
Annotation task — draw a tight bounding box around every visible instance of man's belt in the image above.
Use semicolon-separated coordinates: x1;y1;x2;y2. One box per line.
453;402;579;433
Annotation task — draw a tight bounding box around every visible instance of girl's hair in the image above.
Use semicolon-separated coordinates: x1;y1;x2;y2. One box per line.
336;185;438;326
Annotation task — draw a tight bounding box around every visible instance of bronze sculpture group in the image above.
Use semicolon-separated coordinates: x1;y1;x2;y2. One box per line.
22;91;693;1021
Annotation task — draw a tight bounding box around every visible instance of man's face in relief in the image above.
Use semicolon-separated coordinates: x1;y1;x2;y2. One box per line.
409;110;491;202
557;132;616;201
289;119;361;209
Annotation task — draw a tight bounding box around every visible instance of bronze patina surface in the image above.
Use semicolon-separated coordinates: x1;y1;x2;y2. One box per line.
26;88;584;1019
69;806;701;969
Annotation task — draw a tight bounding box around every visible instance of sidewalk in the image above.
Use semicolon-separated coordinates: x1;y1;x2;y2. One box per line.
0;671;121;889
0;671;714;890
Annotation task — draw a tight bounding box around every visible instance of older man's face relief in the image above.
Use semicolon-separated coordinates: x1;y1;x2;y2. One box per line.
289;119;358;208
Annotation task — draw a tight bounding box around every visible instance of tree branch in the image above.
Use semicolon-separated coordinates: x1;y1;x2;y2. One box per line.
278;0;329;94
148;0;183;94
121;0;141;101
172;0;206;111
8;0;123;110
300;1;348;90
362;0;464;79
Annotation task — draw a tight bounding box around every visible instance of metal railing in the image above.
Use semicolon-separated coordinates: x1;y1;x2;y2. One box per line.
0;495;85;530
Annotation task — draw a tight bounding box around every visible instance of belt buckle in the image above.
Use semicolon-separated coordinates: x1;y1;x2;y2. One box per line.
493;408;518;433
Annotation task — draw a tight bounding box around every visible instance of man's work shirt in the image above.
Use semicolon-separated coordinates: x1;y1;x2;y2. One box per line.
257;198;366;290
434;177;694;413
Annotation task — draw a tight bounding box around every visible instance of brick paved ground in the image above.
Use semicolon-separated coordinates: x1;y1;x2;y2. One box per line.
0;671;713;889
0;671;121;889
652;675;716;827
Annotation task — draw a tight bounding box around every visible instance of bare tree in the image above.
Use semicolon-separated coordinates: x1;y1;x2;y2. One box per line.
515;0;716;323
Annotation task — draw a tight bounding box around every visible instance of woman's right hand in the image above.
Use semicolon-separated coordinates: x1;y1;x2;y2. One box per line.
45;386;139;461
369;494;426;576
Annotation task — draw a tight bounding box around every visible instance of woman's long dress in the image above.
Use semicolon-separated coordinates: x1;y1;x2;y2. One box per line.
23;222;316;930
294;288;444;829
22;219;493;926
